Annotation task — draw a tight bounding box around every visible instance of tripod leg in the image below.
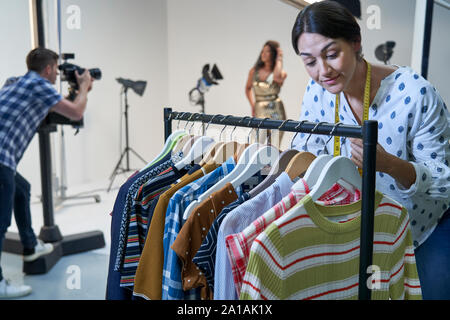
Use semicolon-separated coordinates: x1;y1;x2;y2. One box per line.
109;149;128;180
128;147;147;165
107;149;129;192
107;171;118;193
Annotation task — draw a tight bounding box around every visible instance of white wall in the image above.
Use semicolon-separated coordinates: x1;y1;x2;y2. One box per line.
54;0;168;190
360;0;415;66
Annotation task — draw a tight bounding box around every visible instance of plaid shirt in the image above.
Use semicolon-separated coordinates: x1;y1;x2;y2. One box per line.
0;71;62;170
162;157;236;300
225;178;361;296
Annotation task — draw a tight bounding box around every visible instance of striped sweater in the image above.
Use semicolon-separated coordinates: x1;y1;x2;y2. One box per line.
240;192;422;300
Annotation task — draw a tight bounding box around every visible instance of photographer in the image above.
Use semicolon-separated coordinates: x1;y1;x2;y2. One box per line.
0;47;93;298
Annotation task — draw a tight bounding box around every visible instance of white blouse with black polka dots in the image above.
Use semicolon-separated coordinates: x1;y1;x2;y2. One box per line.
293;66;450;248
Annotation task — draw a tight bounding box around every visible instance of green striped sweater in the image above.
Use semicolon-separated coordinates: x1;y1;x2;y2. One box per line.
240;192;422;300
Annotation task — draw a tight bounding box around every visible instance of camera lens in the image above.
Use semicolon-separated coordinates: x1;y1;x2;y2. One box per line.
89;68;102;80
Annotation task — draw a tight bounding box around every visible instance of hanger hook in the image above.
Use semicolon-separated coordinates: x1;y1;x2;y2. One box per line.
205;114;222;133
324;122;343;154
247;117;256;144
304;121;326;152
257;118;270;145
231;116;250;142
278;119;292;131
219;115;232;141
290;120;308;149
177;112;186;130
189;113;201;135
184;113;195;130
188;113;197;134
196;114;205;136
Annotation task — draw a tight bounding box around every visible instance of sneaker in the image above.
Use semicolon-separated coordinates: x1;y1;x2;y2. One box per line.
23;239;54;262
0;279;32;299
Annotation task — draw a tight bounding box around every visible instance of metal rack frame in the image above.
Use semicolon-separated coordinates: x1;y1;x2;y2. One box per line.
163;107;378;300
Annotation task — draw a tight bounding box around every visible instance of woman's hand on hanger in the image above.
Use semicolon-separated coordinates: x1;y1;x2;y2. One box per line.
349;138;416;189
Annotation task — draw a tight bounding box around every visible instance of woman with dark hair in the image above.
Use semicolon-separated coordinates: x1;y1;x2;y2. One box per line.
291;1;449;299
245;40;287;123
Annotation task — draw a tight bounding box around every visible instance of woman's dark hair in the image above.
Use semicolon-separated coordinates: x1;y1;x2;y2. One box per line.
254;40;280;71
26;47;59;73
291;1;361;56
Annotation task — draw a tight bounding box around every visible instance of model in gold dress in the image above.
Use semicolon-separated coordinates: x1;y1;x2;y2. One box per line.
245;40;287;145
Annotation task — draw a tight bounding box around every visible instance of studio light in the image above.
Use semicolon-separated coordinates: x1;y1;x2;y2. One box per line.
188;63;223;113
375;41;396;65
108;77;148;192
116;78;147;96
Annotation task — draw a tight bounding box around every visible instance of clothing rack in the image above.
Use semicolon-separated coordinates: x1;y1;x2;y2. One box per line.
163;107;378;300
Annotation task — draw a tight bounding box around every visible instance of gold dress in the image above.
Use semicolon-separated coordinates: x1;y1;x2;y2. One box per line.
253;70;286;144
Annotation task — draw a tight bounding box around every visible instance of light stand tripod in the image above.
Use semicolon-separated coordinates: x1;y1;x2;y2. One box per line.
108;82;147;192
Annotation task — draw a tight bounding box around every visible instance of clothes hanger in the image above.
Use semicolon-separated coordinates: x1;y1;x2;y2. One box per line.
248;120;299;198
181;117;260;221
284;121;320;181
209;116;241;165
198;114;224;166
181;116;204;156
173;113;198;155
139;112;187;172
230;144;280;190
235;142;250;162
228;119;248;162
199;142;223;166
302;154;333;187
174;135;215;170
233;116;253;161
284;151;316;180
211;141;240;164
182;141;263;221
308;155;362;201
225;119;280;195
302;122;344;187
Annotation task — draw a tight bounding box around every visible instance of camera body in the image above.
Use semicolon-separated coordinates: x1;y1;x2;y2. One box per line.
58;53;102;92
44;53;101;130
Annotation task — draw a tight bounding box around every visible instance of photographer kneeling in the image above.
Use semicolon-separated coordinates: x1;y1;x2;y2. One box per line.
0;47;93;298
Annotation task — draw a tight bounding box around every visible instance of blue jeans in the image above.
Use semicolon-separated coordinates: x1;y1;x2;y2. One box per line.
414;208;450;300
0;164;37;281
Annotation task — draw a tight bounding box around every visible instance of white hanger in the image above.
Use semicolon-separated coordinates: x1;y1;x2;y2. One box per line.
308;156;361;201
182;143;262;221
302;154;333;187
174;136;215;170
230;145;280;189
140;129;186;172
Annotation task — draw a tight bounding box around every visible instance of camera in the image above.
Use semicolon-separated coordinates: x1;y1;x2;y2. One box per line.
44;53;101;131
58;53;102;96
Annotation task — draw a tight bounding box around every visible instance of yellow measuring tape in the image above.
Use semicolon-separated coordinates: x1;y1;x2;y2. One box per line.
333;60;372;157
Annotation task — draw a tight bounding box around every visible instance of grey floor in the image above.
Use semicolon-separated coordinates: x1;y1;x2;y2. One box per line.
2;250;108;300
1;177;128;300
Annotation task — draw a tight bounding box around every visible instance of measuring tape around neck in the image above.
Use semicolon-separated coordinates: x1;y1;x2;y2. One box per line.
333;59;371;157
